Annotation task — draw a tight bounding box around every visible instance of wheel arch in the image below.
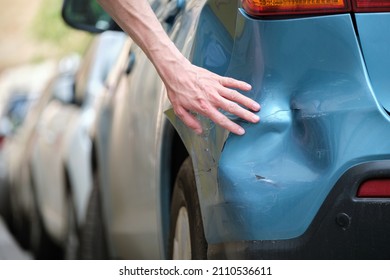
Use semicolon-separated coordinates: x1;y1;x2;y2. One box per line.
159;119;189;258
88;137;112;258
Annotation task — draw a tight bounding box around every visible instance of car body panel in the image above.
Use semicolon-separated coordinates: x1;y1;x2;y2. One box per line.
4;58;78;245
30;31;127;243
168;8;390;244
355;12;390;111
214;11;390;242
3;93;43;223
63;31;127;228
93;0;224;259
32;100;80;239
99;45;164;259
64;0;390;259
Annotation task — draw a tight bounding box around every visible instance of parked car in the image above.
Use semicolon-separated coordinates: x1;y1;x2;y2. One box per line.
4;54;80;257
28;30;127;259
63;0;390;259
0;90;37;221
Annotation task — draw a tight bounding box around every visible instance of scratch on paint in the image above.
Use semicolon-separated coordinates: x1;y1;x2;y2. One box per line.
255;174;277;185
261;109;291;120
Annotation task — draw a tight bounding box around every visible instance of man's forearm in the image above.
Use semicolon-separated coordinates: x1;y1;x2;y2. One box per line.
97;0;260;135
97;0;187;83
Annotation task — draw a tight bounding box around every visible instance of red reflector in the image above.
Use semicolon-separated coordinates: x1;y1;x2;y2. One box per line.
241;0;351;16
352;0;390;12
0;135;5;149
357;179;390;198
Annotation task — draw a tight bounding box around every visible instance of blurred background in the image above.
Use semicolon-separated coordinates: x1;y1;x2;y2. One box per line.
0;0;93;105
0;0;92;259
0;0;91;70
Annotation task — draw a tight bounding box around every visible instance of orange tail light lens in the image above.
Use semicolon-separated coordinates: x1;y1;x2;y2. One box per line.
242;0;351;16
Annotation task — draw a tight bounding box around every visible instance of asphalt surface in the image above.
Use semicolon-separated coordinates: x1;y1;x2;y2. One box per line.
0;216;32;259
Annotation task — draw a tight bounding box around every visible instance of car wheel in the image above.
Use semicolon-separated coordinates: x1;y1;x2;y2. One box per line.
10;206;30;250
80;171;108;259
0;178;12;231
168;157;207;259
29;199;62;259
29;196;43;257
9;185;30;250
64;193;80;259
29;168;62;259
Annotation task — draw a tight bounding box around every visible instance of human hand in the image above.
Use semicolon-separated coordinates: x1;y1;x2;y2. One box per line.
165;63;260;135
97;0;260;134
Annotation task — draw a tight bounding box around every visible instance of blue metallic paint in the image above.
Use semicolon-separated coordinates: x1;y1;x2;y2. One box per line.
216;11;390;242
170;6;390;245
355;13;390;111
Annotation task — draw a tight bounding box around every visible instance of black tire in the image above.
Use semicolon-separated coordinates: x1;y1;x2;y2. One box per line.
168;157;207;259
64;193;80;259
30;202;62;259
10;207;30;250
80;172;108;259
0;178;12;231
8;180;30;250
29;196;43;257
29;166;62;259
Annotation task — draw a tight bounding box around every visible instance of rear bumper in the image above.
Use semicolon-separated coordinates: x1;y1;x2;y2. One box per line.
208;160;390;259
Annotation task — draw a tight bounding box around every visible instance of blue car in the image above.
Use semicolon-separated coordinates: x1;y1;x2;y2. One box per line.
62;0;390;259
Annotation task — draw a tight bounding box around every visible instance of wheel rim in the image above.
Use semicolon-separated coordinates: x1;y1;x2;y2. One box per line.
173;206;191;259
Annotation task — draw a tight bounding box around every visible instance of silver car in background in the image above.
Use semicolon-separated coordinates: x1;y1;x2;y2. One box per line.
4;55;79;256
29;31;126;258
5;31;126;259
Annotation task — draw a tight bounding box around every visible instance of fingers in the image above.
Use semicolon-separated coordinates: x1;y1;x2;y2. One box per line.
220;76;252;92
219;99;260;124
207;107;246;135
174;103;252;136
219;77;260;112
174;106;203;135
168;68;261;136
220;88;261;112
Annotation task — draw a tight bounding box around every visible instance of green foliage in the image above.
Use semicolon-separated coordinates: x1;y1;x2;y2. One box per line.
31;0;92;55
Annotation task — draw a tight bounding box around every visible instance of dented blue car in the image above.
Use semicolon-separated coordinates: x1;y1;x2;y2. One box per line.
62;0;390;259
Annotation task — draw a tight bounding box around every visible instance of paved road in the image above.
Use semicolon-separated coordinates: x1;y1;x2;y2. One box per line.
0;216;32;259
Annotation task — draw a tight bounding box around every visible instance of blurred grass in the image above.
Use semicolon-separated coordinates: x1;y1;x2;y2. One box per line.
31;0;92;57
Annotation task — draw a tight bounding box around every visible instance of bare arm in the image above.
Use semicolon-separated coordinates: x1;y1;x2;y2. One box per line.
97;0;260;135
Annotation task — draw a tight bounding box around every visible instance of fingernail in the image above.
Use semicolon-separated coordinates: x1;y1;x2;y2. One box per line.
238;128;245;135
253;115;260;122
252;102;260;111
195;128;203;135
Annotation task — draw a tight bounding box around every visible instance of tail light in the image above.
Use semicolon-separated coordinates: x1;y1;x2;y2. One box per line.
0;135;4;149
242;0;390;16
241;0;350;16
353;0;390;12
357;179;390;198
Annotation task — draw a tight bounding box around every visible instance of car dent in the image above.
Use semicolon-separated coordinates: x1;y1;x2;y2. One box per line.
169;9;390;245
